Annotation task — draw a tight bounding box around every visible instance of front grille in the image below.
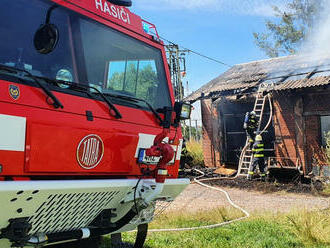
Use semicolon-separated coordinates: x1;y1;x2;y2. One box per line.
28;191;120;234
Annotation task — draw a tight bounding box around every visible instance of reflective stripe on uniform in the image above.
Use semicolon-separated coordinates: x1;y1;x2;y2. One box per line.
253;148;264;152
254;154;264;158
257;144;264;147
248;171;254;175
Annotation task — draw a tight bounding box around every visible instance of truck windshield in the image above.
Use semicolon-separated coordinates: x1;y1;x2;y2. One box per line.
0;0;171;110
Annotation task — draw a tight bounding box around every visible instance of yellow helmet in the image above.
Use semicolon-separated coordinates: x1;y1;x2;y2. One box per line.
255;134;262;141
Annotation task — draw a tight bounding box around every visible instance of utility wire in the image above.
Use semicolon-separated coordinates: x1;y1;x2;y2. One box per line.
187;49;232;68
155;33;232;68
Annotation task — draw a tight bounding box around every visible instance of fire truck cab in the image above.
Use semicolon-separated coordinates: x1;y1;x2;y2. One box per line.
0;0;190;247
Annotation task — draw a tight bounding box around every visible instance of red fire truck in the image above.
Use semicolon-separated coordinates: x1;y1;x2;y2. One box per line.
0;0;191;247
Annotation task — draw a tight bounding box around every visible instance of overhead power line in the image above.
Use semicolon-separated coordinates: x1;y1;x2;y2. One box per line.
156;34;232;68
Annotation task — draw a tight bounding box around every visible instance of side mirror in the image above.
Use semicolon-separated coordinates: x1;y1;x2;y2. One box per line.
34;23;59;54
174;102;192;121
107;0;132;7
34;5;59;54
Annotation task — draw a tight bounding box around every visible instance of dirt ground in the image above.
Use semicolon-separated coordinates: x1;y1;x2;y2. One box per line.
205;177;319;195
164;183;330;214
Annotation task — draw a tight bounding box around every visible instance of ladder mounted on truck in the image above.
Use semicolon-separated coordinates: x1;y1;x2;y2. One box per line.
237;84;271;177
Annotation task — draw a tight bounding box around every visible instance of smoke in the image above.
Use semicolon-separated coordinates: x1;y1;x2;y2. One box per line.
257;0;330;76
300;0;330;58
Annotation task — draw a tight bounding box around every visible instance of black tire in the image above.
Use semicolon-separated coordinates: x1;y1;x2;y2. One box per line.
47;236;102;248
110;224;148;248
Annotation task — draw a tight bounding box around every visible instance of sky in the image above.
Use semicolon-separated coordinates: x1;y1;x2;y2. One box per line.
131;0;289;122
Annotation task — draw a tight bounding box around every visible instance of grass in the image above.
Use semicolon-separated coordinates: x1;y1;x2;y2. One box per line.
149;207;244;229
287;209;330;246
102;208;330;248
186;139;204;167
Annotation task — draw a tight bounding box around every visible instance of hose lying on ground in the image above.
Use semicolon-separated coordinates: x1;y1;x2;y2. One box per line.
147;168;250;232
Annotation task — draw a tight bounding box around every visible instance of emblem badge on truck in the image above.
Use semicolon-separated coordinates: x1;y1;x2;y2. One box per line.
77;134;104;169
9;84;20;100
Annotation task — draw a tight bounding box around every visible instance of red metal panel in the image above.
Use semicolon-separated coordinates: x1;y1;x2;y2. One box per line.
56;0;144;34
0;151;25;175
0;80;181;177
26;123;137;173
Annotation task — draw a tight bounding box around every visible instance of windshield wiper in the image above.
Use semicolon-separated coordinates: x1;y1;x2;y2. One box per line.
52;80;122;119
0;64;63;109
101;93;163;126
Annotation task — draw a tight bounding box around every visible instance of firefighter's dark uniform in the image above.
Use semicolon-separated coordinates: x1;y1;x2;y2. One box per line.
180;139;187;170
248;135;266;181
243;112;259;147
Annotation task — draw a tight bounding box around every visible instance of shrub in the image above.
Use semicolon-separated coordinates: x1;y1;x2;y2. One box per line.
312;131;330;166
287;209;330;246
186;139;204;167
324;131;330;164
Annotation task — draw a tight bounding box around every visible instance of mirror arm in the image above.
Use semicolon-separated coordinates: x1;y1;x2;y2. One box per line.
46;5;58;24
162;107;173;129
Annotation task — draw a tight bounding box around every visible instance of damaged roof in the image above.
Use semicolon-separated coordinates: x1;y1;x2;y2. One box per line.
185;55;330;102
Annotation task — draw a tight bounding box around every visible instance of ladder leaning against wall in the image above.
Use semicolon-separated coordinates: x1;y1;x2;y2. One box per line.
237;84;272;177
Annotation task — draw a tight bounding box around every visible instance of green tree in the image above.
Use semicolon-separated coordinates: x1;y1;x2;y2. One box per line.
107;61;158;105
109;71;124;90
254;0;322;57
182;125;202;141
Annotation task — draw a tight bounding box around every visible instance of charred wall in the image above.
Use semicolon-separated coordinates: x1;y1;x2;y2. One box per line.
201;99;220;167
273;92;305;171
272;88;330;174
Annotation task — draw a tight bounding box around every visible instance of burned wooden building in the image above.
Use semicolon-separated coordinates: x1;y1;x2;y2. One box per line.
186;55;330;176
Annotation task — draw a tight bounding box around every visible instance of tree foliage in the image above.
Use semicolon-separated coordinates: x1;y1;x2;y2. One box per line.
108;62;158;104
182;125;202;141
254;0;322;57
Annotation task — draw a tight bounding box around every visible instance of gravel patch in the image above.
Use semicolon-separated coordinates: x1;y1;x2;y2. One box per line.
164;183;330;214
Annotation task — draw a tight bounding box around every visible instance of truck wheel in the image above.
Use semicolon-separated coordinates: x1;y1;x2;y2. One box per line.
47;236;102;248
111;224;148;248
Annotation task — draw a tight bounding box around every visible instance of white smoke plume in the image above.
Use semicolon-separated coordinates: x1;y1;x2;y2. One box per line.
300;0;330;58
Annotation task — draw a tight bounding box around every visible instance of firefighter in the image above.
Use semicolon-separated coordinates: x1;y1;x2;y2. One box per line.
179;139;187;170
243;111;259;148
247;134;266;181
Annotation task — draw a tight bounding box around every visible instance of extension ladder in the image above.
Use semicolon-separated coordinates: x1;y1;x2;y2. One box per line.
237;86;268;177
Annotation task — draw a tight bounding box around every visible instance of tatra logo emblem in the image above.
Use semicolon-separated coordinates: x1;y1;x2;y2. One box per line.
77;134;104;169
9;85;20;100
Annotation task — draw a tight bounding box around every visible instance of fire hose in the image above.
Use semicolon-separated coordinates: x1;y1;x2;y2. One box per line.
146;95;272;232
145;94;272;233
147;168;250;232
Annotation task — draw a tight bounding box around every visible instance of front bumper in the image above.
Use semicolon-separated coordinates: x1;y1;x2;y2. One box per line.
0;178;189;247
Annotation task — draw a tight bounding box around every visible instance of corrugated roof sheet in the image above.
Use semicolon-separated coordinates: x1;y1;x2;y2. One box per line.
185;55;330;102
274;76;330;91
